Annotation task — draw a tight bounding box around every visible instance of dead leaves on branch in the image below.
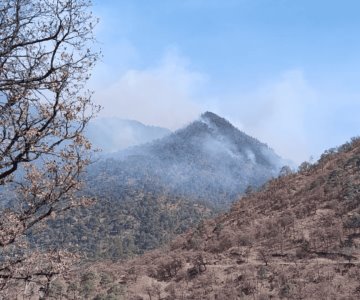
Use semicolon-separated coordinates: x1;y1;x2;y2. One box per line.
0;0;99;295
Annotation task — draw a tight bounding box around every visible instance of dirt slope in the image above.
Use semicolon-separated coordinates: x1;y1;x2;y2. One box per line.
80;138;360;300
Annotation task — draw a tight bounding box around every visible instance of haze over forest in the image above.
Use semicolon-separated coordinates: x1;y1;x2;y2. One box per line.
90;0;360;165
1;1;360;299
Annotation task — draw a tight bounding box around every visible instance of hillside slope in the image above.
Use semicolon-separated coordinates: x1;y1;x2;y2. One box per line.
61;137;360;299
30;184;213;259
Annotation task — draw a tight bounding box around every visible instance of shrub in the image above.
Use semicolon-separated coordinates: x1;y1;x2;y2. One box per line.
154;256;183;281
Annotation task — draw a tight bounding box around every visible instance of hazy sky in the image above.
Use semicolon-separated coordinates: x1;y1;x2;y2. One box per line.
90;0;360;164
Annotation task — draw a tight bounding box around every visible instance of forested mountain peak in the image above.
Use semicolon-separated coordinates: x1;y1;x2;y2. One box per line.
168;111;254;141
142;111;284;172
201;111;235;129
199;111;265;147
113;112;286;206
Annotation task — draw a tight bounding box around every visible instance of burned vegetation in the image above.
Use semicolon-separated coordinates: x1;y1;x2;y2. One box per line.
52;137;360;299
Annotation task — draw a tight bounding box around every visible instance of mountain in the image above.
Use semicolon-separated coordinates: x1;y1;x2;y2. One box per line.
103;111;287;207
85;117;171;153
29;112;286;260
58;137;360;299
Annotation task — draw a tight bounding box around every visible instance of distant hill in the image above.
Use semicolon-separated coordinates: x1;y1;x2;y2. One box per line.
103;111;287;207
85;117;171;153
59;137;360;299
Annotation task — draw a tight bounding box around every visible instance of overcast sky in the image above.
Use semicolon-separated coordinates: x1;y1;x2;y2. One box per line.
90;0;360;164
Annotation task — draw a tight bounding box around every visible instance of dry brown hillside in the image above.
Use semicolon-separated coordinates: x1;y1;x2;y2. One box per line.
9;138;360;299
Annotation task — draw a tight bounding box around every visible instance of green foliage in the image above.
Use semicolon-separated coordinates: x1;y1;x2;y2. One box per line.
28;186;213;259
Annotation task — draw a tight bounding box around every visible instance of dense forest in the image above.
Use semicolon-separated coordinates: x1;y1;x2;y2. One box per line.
30;185;213;259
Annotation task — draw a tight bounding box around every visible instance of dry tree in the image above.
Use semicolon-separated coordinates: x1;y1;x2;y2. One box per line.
0;0;100;296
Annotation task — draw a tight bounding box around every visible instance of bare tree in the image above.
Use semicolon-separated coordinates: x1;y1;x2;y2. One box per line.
0;0;99;295
258;249;270;266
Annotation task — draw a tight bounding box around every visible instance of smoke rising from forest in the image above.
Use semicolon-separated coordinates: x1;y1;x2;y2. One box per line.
89;112;287;208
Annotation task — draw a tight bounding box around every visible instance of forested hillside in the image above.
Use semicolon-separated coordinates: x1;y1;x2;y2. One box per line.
53;137;360;299
31;185;213;259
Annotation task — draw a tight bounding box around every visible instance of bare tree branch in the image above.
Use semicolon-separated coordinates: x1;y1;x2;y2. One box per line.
0;0;100;295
